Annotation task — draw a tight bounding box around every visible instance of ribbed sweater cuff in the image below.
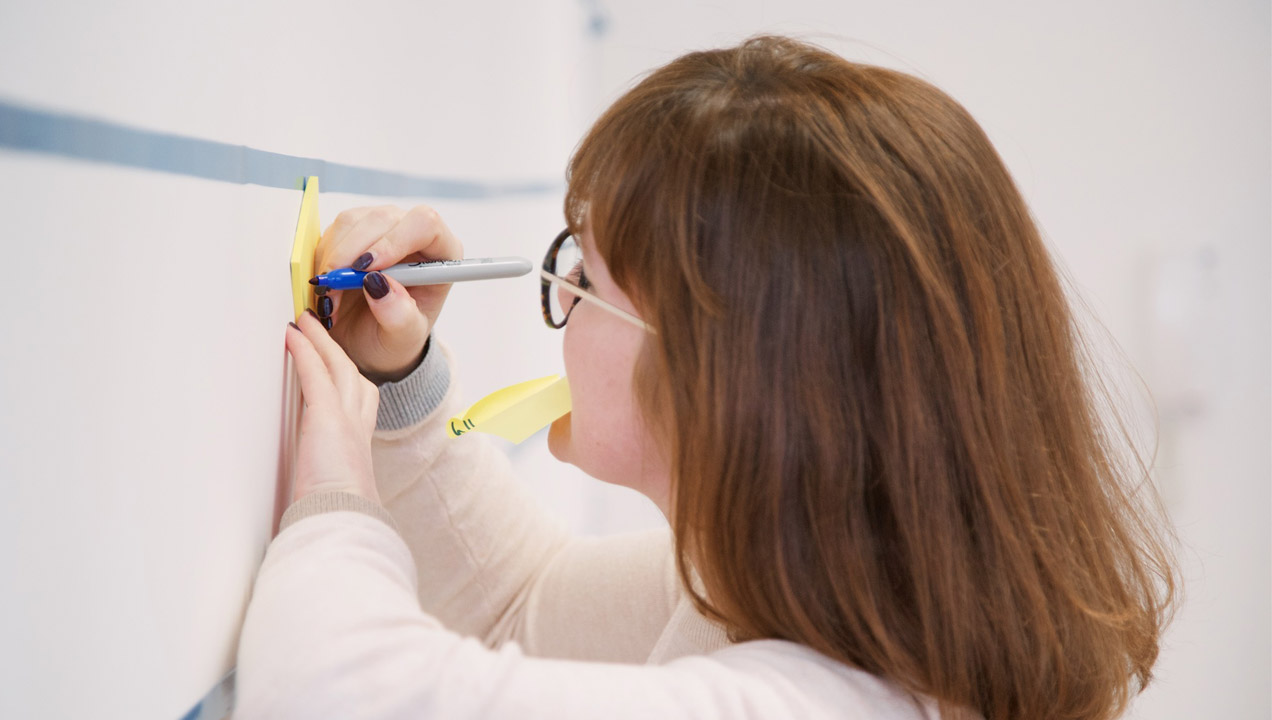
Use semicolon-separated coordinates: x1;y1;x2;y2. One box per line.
373;336;450;432
279;491;400;534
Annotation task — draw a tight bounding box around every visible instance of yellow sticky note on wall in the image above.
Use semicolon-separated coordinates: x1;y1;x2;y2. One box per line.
289;176;320;321
449;375;572;444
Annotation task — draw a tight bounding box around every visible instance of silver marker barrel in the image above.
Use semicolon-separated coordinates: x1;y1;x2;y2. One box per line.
380;256;533;286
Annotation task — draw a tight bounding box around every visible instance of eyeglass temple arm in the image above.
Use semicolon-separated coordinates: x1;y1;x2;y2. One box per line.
540;269;654;333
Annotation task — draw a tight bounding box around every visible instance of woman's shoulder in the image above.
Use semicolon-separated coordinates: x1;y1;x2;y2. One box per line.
695;639;946;720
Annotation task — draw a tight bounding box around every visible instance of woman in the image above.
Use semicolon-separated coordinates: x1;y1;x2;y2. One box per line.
238;35;1177;720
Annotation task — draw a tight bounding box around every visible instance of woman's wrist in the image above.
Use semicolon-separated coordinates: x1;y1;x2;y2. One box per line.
280;489;398;534
363;336;431;386
373;335;451;432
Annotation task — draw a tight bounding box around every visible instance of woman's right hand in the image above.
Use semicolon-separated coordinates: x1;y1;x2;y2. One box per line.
313;205;463;384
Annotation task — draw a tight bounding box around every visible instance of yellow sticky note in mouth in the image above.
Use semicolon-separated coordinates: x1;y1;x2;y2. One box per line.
449;375;572;444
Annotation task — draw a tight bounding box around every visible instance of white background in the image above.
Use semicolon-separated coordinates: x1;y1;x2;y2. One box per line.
0;1;1265;718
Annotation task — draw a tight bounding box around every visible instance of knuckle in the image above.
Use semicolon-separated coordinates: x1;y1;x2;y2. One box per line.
333;208;364;228
339;367;361;392
371;205;400;225
407;204;441;228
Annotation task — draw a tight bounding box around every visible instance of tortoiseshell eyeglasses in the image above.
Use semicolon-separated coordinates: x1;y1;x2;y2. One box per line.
540;228;653;333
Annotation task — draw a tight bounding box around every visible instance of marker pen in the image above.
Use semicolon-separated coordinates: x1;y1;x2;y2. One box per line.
309;256;533;291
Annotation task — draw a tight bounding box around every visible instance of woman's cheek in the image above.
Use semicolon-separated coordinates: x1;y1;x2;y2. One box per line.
554;321;612;473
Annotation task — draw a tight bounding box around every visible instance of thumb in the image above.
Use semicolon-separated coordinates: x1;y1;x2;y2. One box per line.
362;271;428;340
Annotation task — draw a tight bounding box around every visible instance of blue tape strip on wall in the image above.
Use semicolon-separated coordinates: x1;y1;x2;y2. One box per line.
0;98;558;198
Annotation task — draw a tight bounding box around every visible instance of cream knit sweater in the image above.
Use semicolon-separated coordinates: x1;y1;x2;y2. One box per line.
234;341;941;719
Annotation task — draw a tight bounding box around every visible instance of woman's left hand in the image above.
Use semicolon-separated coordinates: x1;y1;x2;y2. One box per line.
284;309;381;504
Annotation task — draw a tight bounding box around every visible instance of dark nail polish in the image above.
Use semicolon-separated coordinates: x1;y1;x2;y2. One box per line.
364;271;389;300
305;308;320;320
288;322;300;330
313;284;328;296
317;295;333;317
352;252;374;271
321;317;334;330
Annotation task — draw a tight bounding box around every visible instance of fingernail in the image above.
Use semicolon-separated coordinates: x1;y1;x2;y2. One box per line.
317;295;333;317
321;317;334;330
305;308;320;321
352;252;374;271
288;321;300;330
313;284;328;296
364;271;389;300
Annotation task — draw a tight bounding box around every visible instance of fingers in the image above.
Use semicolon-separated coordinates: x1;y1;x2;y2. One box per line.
317;206;403;274
311;203;460;329
285;320;338;409
314;207;395;322
296;309;362;387
315;293;336;330
361;205;464;272
316;204;461;275
361;271;430;345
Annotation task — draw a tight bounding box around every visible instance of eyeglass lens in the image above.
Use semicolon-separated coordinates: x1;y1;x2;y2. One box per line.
547;233;584;326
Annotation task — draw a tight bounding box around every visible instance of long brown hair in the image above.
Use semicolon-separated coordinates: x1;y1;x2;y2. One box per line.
565;35;1176;720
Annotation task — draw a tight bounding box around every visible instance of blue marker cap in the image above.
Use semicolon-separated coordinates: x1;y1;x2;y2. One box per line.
309;268;368;291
